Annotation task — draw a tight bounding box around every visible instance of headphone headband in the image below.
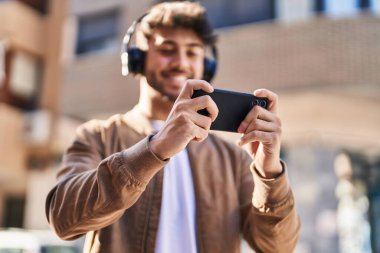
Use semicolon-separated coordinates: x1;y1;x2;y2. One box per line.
121;13;218;82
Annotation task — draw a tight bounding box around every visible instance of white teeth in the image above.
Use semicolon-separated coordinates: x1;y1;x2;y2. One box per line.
170;76;187;81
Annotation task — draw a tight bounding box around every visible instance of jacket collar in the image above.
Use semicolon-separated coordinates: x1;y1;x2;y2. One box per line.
122;105;156;136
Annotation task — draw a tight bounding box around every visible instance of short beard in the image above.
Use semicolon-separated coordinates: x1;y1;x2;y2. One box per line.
145;71;184;102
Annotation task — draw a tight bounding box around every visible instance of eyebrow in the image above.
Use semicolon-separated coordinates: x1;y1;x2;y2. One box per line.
159;40;204;49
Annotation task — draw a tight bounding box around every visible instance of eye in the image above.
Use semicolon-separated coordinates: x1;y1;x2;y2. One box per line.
187;51;197;57
158;46;176;56
187;49;203;59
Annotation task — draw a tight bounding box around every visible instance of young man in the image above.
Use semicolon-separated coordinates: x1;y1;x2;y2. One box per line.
46;2;300;252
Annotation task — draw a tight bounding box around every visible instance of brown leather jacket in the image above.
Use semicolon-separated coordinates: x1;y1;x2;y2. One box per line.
46;107;300;253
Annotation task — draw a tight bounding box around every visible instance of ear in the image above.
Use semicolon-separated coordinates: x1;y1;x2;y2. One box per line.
127;47;146;75
203;57;217;82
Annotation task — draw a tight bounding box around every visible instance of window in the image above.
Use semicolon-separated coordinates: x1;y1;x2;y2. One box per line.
370;0;380;15
325;0;360;18
276;0;314;23
0;50;42;111
9;51;40;99
8;51;42;110
76;9;120;55
360;0;371;8
201;0;275;28
316;0;373;16
315;0;325;12
3;196;25;228
157;0;275;28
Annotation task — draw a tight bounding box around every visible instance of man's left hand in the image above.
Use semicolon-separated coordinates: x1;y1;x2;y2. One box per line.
237;89;283;179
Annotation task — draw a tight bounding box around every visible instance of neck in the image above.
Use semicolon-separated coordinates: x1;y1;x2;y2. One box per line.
137;78;173;121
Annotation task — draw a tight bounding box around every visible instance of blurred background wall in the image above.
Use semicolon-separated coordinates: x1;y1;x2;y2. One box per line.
1;0;379;252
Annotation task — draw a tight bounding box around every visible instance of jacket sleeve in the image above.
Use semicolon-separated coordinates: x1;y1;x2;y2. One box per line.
45;122;168;240
239;152;301;253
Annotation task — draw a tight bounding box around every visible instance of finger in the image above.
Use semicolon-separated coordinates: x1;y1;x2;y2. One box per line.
188;111;213;130
235;138;260;156
253;89;278;113
244;118;280;135
238;106;277;133
192;126;209;142
238;130;280;147
191;95;219;122
178;79;213;100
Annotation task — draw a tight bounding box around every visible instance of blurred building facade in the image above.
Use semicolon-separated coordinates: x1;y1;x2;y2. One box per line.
0;0;69;230
1;0;380;253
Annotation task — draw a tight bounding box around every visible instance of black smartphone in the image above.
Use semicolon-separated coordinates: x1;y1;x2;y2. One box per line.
191;88;269;132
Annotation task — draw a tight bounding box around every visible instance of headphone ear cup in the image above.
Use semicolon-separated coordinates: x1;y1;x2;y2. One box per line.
128;47;146;75
203;57;217;82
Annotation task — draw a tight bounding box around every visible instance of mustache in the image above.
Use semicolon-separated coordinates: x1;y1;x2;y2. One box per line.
161;68;192;77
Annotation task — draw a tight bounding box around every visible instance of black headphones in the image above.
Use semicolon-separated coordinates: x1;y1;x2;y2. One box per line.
121;14;218;82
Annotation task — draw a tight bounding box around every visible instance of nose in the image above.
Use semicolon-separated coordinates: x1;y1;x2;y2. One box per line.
170;49;190;70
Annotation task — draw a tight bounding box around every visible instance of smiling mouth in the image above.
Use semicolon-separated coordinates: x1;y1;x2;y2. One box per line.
161;72;190;84
168;75;187;81
162;70;191;80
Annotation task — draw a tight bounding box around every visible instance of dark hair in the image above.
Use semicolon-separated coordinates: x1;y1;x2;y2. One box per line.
140;1;217;46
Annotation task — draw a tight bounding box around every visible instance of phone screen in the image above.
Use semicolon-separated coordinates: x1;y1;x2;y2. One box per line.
192;88;268;132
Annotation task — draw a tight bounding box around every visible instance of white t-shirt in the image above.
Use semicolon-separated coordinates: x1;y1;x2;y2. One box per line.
152;121;198;253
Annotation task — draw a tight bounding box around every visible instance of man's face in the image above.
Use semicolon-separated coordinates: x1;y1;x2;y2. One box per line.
144;28;205;102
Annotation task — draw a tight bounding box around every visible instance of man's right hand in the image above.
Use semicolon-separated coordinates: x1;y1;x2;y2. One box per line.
149;80;219;160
